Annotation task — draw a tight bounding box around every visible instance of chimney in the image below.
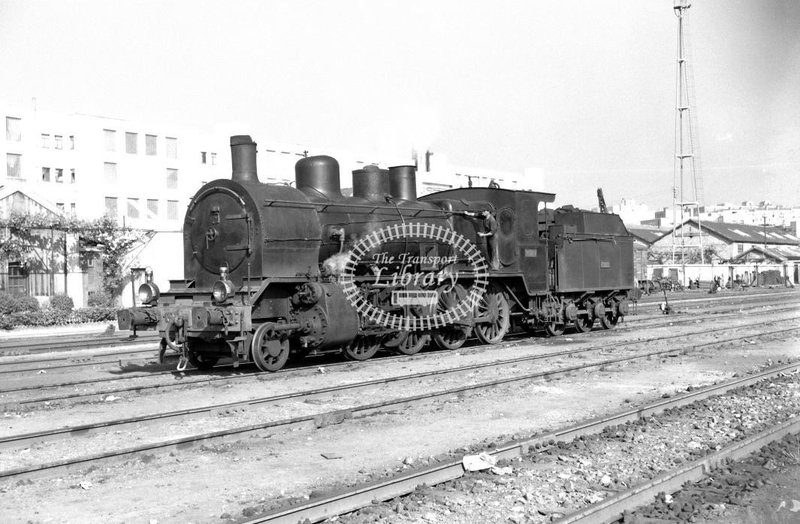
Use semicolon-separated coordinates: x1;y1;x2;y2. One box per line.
230;135;259;184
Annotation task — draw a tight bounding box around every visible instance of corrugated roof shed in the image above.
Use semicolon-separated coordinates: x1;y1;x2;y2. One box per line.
732;245;800;263
683;219;800;246
628;227;669;245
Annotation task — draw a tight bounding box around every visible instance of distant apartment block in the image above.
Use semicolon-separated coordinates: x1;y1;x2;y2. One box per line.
4;106;528;235
3;106;227;232
641;201;800;235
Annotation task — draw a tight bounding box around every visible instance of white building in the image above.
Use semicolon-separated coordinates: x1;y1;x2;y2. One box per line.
642;201;800;235
4;103;528;305
3;106;223;233
608;198;653;225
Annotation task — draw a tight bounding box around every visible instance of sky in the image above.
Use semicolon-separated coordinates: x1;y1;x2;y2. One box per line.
1;0;799;210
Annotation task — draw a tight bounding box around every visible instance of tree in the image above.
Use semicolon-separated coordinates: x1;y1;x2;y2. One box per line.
0;212;149;299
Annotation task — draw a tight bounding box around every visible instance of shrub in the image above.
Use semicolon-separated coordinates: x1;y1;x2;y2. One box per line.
74;306;118;323
0;292;40;315
48;294;75;313
0;306;118;330
87;291;117;308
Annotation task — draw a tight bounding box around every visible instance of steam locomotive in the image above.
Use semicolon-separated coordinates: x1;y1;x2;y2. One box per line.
118;135;634;371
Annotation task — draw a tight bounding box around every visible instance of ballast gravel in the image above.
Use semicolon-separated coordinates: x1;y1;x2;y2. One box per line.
333;366;800;524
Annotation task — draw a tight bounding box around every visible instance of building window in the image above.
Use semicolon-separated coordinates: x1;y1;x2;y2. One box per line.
210;152;217;165
105;197;118;217
104;162;117;183
42;167;51;182
147;199;159;219
166;168;178;189
103;129;116;152
55;135;63;150
55;168;63;183
127;198;140;218
167;200;179;220
41;133;50;148
6;117;21;141
6;153;21;178
70;168;75;183
125;132;138;154
166;137;177;159
738;244;744;254
56;202;65;213
201;151;207;164
69;135;75;150
146;134;157;155
70;203;76;214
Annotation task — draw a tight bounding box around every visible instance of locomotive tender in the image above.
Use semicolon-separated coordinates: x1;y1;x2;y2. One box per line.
118;135;634;371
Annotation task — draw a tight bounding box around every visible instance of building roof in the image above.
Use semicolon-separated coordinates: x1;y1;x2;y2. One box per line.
0;184;63;218
680;219;800;246
628;227;669;246
731;245;800;263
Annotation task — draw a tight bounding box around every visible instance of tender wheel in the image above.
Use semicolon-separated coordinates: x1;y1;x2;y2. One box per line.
394;330;430;355
545;322;565;337
573;315;593;333
474;286;510;344
343;335;381;361
251;323;290;372
600;313;619;330
432;284;472;350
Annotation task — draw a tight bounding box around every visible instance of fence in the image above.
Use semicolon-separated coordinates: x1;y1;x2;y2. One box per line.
647;262;799;287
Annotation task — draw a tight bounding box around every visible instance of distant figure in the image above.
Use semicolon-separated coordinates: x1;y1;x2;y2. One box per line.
488;179;500;189
464;210;500;270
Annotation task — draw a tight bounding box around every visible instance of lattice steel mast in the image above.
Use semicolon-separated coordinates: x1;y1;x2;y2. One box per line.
671;0;704;273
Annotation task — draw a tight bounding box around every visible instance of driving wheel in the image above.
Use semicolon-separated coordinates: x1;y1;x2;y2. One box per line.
343;335;381;361
432;284;471;350
474;286;510;344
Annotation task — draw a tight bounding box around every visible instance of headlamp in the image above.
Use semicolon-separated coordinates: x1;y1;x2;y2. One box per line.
138;282;160;305
212;265;234;304
137;267;159;305
212;279;235;304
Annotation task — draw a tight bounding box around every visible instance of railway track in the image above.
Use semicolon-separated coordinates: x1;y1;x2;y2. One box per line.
2;302;798;405
0;331;158;356
0;291;795;376
238;360;800;524
1;320;796;483
0;288;793;361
